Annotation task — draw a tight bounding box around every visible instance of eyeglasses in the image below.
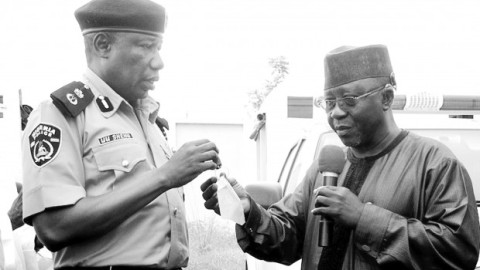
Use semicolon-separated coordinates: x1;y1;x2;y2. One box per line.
317;84;387;111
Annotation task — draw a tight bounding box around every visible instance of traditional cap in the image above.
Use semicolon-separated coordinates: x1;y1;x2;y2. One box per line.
74;0;166;37
324;44;394;90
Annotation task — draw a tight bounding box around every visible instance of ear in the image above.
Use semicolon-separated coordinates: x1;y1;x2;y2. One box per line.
93;33;112;58
382;87;395;110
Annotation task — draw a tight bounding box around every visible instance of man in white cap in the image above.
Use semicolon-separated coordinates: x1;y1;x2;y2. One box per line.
201;44;480;269
21;0;221;269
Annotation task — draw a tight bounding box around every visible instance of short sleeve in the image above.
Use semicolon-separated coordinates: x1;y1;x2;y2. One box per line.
22;101;86;224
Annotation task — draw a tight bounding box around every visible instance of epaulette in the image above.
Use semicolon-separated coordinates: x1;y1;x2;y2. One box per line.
50;81;95;117
155;117;169;140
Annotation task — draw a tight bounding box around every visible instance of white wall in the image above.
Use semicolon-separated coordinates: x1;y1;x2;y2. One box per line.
0;90;23;268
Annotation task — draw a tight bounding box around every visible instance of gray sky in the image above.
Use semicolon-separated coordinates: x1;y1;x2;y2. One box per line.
2;0;480;119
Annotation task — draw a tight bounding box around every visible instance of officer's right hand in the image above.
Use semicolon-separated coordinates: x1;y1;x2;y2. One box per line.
161;139;221;188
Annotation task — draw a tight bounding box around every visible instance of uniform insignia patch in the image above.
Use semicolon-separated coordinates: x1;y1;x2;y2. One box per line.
50;81;94;117
29;123;61;167
96;96;114;112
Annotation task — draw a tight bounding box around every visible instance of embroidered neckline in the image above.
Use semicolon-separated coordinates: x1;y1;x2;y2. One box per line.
347;130;409;163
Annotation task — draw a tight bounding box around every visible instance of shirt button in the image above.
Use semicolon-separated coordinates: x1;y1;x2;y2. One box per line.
122;160;129;167
362;245;370;252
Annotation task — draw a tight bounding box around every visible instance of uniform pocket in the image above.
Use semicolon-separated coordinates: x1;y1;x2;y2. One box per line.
93;142;146;173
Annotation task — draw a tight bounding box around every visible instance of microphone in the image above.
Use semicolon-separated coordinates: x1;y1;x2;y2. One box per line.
317;145;346;247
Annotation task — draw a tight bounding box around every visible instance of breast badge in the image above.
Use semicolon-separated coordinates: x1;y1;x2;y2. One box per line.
29;123;61;167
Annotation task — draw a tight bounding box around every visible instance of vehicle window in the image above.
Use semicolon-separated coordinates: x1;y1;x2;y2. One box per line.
282;132;342;196
278;139;304;196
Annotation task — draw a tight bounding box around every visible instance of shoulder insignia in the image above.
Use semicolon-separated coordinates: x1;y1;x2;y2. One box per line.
29;123;61;167
50;81;94;117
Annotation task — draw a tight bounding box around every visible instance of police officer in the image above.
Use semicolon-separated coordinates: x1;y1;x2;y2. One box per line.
21;0;221;269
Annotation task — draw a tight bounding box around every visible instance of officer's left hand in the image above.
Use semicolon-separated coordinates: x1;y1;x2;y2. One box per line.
311;186;365;229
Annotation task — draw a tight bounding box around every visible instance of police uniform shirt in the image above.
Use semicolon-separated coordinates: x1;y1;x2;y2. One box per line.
22;68;188;268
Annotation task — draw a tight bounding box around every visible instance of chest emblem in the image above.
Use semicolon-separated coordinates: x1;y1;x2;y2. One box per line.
29;123;61;167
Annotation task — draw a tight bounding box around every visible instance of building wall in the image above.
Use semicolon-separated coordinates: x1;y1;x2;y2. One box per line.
0;90;23;267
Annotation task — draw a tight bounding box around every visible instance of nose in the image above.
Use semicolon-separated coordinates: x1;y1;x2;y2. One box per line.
329;102;348;119
150;51;164;71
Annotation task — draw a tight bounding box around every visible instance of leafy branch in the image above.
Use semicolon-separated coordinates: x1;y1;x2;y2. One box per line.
247;56;289;112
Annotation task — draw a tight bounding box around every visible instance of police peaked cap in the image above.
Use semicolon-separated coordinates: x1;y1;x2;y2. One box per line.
75;0;166;37
324;44;395;90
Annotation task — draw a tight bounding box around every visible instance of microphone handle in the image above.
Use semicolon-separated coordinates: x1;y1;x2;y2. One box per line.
318;172;338;247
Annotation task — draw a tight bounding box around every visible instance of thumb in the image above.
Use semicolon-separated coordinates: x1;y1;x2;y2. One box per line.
220;172;238;186
220;172;247;199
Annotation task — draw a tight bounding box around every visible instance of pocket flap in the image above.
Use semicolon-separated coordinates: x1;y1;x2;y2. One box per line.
93;143;146;172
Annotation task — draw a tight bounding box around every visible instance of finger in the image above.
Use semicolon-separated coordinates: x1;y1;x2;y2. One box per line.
198;150;221;165
213;155;222;169
204;194;219;210
311;207;328;216
196;141;219;154
314;185;337;196
221;172;238;186
188;160;219;174
201;184;218;201
202;151;222;168
202;160;220;171
200;177;217;192
190;141;221;168
190;139;212;147
314;195;328;208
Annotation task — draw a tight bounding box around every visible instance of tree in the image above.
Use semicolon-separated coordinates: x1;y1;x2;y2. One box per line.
247;56;289;113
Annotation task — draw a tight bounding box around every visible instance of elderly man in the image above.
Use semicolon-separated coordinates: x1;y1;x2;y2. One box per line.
21;0;220;269
201;44;480;269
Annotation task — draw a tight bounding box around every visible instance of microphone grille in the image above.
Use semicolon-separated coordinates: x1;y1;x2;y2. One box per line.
318;145;346;174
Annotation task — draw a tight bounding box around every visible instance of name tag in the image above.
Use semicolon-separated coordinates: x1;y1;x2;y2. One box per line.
98;133;133;145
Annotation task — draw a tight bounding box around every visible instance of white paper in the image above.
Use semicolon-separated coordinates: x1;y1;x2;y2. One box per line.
217;175;245;225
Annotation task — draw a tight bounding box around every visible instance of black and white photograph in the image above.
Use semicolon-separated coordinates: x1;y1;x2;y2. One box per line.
1;0;480;269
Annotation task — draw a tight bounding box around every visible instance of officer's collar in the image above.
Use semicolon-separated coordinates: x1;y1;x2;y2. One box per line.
135;97;160;123
82;68;122;118
82;68;159;120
